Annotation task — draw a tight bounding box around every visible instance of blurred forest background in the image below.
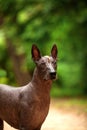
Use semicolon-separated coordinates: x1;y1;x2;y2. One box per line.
0;0;87;97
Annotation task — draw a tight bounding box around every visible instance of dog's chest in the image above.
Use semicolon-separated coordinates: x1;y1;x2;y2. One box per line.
32;98;50;125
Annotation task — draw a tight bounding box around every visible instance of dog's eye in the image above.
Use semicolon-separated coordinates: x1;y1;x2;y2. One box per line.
52;61;56;65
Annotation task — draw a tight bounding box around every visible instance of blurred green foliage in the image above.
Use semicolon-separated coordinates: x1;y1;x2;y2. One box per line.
0;0;87;97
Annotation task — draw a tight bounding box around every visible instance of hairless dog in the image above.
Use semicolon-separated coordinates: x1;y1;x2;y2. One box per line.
0;44;58;130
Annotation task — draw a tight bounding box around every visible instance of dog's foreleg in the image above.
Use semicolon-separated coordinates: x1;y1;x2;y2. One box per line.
33;125;41;130
34;128;41;130
0;119;3;130
19;126;25;130
19;128;25;130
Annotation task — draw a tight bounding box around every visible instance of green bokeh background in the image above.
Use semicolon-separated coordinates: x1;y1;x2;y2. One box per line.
0;0;87;97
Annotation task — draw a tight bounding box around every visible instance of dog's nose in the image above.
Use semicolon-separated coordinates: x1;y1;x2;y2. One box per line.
50;72;56;79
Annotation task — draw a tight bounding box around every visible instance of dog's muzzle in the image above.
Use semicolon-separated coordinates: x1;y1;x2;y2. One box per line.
49;72;56;80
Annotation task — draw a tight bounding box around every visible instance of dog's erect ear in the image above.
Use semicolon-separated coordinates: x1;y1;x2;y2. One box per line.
32;44;41;61
51;44;58;59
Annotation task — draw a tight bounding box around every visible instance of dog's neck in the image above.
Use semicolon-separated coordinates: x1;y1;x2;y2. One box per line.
31;67;52;93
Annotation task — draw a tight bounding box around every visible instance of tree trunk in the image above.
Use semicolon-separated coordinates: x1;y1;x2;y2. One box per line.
6;38;31;86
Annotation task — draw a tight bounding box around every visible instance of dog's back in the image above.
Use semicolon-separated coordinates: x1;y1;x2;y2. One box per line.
0;83;51;129
0;84;21;128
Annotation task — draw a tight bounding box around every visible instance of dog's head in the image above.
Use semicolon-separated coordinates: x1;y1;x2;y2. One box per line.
32;44;58;80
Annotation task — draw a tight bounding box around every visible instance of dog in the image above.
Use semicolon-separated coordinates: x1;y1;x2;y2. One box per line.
0;44;58;130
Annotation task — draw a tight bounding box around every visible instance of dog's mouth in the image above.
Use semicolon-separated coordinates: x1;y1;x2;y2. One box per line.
49;72;56;80
44;72;56;80
50;73;56;80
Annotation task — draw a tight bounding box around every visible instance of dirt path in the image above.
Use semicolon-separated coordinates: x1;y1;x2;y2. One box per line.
4;99;87;130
